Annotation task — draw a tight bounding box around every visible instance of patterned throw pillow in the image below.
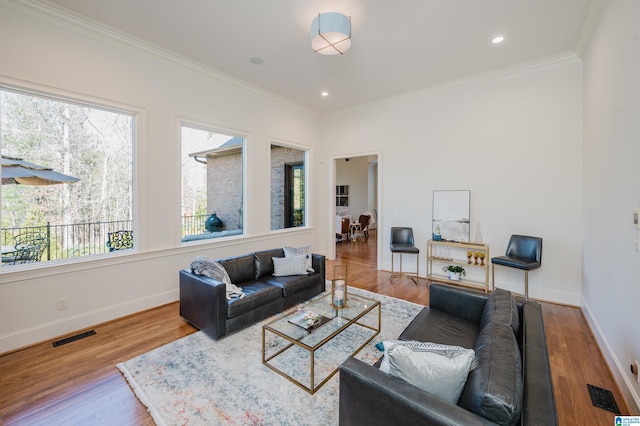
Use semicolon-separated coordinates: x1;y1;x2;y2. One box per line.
272;255;309;276
283;244;314;272
379;340;475;404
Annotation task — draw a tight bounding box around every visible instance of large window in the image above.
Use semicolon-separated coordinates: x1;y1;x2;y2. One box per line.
0;88;134;266
181;123;244;241
270;143;306;230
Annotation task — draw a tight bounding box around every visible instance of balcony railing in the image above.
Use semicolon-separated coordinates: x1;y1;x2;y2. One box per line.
1;215;212;263
2;220;134;261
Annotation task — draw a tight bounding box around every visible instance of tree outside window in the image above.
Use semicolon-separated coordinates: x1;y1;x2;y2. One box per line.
0;88;134;265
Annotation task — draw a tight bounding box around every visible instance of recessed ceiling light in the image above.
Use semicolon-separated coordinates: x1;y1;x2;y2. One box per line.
492;36;505;44
249;56;264;65
321;91;329;97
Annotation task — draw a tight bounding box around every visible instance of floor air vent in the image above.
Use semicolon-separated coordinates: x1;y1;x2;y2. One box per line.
52;329;96;347
587;384;620;414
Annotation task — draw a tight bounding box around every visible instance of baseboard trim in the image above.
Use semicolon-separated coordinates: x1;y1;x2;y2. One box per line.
0;289;178;355
582;299;640;414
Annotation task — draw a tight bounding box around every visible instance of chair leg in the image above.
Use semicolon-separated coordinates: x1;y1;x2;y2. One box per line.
492;264;495;291
524;271;529;302
390;252;419;285
410;254;419;285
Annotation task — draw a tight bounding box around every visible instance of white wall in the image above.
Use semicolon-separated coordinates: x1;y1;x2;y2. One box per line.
321;56;584;305
582;0;640;413
335;156;370;219
0;4;322;353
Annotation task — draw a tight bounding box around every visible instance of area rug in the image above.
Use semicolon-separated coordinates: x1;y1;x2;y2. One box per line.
117;287;424;426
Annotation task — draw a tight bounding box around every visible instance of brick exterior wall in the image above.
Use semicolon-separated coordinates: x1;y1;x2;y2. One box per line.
270;145;304;230
206;153;243;230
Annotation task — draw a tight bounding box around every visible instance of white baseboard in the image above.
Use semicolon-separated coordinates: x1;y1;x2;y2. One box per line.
582;299;640;414
0;289;179;355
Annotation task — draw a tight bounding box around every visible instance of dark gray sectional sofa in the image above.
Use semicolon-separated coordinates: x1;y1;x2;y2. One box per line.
339;283;557;426
179;248;325;339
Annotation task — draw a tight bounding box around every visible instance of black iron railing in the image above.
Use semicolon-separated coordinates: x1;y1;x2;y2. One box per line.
1;215;235;264
2;220;133;261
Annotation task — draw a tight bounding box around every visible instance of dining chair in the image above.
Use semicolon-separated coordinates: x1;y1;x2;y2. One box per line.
390;227;419;285
491;234;542;301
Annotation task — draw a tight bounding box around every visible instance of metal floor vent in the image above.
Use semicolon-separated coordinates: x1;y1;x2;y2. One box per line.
587;384;620;414
52;329;96;347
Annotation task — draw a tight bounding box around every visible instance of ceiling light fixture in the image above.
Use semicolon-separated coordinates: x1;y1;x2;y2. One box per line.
321;91;329;97
492;36;505;44
311;12;352;55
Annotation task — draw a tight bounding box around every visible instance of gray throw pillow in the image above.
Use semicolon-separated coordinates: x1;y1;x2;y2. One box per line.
379;340;475;404
283;245;314;272
272;255;309;276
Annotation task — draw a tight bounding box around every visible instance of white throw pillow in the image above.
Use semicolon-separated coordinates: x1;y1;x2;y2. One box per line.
283;245;314;272
379;340;475;404
272;255;309;276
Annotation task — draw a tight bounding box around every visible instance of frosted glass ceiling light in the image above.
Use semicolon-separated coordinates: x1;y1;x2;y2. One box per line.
311;12;351;55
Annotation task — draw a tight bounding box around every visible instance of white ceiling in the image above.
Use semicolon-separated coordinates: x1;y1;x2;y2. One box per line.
43;0;592;114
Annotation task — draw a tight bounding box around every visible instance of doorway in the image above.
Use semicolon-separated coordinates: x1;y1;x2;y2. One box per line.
333;154;379;268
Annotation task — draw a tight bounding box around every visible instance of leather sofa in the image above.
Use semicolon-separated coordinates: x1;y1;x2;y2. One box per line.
339;283;557;426
179;248;325;339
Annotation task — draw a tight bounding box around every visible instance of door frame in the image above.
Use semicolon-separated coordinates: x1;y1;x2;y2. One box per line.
330;152;382;270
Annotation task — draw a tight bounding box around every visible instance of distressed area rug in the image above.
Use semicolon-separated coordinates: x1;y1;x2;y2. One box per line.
117;287;423;426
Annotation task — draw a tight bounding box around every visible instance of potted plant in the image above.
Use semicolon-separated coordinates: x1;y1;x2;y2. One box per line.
442;265;466;281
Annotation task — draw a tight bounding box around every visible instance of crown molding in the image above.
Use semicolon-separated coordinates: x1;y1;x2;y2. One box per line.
572;0;608;57
326;51;582;119
1;0;318;116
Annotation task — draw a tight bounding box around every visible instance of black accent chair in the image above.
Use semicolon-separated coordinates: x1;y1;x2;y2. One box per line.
491;234;542;301
106;230;133;252
390;227;419;285
1;233;48;265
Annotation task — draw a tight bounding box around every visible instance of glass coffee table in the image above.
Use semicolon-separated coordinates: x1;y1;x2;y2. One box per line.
262;292;381;394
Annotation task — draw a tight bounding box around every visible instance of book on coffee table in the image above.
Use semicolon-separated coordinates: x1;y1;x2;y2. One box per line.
287;311;331;331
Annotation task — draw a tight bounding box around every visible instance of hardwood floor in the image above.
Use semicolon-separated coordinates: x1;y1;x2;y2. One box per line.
0;229;629;425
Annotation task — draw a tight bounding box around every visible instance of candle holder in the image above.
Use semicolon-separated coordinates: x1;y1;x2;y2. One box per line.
467;250;473;264
332;264;348;309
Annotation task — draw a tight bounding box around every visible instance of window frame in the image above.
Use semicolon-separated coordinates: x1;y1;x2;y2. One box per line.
268;138;311;233
179;119;248;244
0;79;143;269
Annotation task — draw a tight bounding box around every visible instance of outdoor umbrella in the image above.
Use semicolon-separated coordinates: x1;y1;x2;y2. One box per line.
1;155;79;185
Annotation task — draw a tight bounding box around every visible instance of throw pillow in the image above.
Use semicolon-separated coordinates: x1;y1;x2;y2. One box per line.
379;340;475;404
190;256;245;300
283;245;314;273
272;255;309;276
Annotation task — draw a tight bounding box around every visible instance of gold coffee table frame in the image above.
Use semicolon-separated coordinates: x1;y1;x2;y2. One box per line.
262;292;381;394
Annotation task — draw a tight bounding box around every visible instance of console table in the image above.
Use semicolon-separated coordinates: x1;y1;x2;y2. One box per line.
427;240;490;292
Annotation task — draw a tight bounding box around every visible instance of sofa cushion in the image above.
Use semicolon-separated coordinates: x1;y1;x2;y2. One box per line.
399;308;480;350
459;322;523;426
226;281;281;318
480;288;520;335
189;256;244;300
284;245;314;272
272;255;308;276
259;273;320;297
379;340;475;404
254;248;284;280
219;254;255;284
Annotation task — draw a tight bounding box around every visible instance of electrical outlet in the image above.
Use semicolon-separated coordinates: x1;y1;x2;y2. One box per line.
57;298;68;311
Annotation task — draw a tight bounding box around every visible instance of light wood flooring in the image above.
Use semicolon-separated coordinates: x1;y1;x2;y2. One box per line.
0;229;629;425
